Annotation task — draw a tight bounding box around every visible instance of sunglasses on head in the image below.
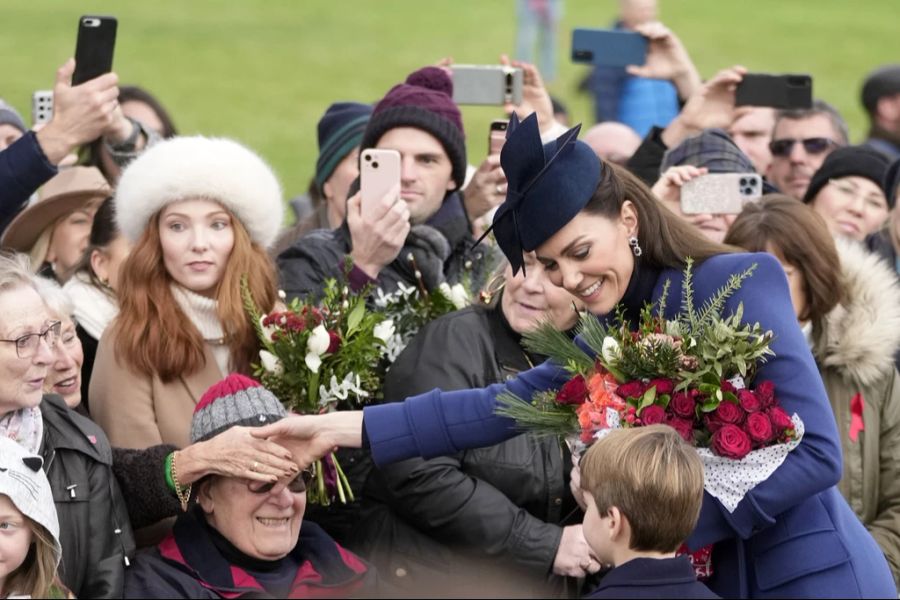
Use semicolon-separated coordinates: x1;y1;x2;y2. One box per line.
249;468;315;495
769;137;837;157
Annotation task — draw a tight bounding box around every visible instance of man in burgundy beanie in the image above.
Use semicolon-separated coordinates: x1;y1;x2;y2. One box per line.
277;66;491;303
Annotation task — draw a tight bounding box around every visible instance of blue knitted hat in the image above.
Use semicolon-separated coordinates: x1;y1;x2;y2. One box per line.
314;102;373;194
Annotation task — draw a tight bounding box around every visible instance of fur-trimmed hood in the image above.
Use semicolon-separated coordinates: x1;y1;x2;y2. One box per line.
812;238;900;386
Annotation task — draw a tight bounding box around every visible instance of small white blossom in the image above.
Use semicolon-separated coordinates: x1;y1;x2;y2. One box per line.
259;317;278;343
317;372;370;407
601;336;621;364
259;350;284;375
277;289;287;300
305;324;331;373
373;319;396;344
439;282;469;309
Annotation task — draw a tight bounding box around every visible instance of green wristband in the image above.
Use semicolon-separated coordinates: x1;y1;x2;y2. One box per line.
164;452;177;493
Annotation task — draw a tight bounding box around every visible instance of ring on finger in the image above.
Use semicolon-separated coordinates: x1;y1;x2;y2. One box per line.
251;461;259;472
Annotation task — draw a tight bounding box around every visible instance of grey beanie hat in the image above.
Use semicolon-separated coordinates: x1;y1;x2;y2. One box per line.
0;99;27;134
0;437;62;566
191;373;287;443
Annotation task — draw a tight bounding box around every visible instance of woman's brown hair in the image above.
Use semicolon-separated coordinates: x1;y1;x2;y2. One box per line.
2;519;59;598
724;194;842;323
585;164;737;269
111;208;277;382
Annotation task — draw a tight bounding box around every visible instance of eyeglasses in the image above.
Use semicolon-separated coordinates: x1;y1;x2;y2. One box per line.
828;179;888;209
248;468;315;495
769;137;838;157
0;321;61;359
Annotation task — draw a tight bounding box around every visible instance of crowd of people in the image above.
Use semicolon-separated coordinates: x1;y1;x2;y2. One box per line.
1;1;899;598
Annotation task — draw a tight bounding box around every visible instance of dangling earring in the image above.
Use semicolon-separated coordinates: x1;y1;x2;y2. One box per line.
628;236;642;257
479;274;506;304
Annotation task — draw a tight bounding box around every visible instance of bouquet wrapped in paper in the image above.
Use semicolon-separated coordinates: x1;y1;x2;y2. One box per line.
497;260;804;513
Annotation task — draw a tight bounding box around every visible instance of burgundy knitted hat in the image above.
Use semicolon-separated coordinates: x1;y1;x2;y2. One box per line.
191;374;286;443
361;66;467;190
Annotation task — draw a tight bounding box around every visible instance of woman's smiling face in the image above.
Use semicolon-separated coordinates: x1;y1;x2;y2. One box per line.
535;202;638;316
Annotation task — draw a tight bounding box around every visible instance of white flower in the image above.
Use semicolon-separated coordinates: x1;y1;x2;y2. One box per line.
259;350;284;375
277;289;287;300
259;317;278;343
305;324;331;373
601;336;621;364
439;282;469;310
373;319;395;344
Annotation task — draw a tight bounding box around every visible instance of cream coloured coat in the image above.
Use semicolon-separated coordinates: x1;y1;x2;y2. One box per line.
89;329;224;449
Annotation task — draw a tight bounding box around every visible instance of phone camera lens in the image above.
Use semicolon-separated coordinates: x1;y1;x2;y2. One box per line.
363;154;371;162
372;161;379;169
742;187;752;195
739;177;749;186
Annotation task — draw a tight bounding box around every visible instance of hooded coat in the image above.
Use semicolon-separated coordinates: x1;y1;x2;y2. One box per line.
812;238;900;587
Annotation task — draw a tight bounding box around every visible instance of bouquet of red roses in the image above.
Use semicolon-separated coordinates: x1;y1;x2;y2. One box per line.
497;260;803;513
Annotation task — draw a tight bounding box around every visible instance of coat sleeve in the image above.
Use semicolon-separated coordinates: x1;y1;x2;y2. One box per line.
688;253;844;548
0;131;57;232
89;330;164;449
276;232;349;302
111;444;180;530
868;369;900;586
364;359;571;466
376;313;562;571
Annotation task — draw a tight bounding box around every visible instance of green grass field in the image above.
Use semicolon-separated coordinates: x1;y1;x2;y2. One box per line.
2;1;896;220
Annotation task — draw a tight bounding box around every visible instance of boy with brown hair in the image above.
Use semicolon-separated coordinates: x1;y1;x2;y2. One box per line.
579;425;719;598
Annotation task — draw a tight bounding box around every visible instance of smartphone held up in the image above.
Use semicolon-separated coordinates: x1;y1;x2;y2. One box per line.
72;15;117;86
680;173;762;215
360;148;401;222
451;65;523;106
488;119;508;156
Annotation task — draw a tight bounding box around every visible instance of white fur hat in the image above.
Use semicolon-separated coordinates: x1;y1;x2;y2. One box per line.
0;437;61;566
115;136;284;247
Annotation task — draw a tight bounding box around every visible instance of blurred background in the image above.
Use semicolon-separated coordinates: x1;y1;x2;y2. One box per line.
3;0;896;220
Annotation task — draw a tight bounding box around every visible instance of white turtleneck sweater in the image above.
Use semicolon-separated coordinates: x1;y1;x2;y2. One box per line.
170;285;231;376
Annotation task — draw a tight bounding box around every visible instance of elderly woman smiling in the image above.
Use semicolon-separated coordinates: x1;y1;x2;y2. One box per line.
125;374;374;599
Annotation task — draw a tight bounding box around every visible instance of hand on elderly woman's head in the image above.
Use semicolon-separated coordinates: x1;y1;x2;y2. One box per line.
182;425;300;485
251;412;364;470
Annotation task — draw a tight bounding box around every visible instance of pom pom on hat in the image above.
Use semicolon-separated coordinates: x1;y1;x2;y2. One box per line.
191;373;287;443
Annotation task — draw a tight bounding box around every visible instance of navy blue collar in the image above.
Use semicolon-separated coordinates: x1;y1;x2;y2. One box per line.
595;555;699;590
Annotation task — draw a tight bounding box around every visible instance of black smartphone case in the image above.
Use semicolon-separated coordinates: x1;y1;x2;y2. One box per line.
73;16;118;85
735;74;812;109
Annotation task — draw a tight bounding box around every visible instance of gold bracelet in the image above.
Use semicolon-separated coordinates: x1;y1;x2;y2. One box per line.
170;450;192;512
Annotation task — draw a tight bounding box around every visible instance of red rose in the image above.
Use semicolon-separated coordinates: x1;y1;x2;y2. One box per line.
556;375;589;405
704;414;724;434
327;331;341;353
715;401;745;425
617;380;648;400
670;391;697;419
640;404;666;426
711;424;752;459
665;415;695;443
738;390;762;413
745;412;774;444
756;380;776;408
767;406;793;432
649;378;675;396
720;380;737;395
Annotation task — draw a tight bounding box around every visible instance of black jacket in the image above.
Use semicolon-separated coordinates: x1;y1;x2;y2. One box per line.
276;192;489;301
356;301;577;597
582;557;719;599
40;394;136;599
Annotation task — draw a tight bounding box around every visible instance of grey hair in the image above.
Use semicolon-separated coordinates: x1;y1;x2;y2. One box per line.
774;99;850;145
0;251;41;294
33;277;74;321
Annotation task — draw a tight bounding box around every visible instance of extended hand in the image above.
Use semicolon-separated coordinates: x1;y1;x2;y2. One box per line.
347;186;410;279
662;65;747;148
251;412;365;469
626;22;701;100
463;154;506;222
553;524;603;577
179;425;300;485
500;54;556;134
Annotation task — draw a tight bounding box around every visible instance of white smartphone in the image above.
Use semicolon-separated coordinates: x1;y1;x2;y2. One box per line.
680;173;763;215
31;90;54;126
360;149;401;222
451;65;523;105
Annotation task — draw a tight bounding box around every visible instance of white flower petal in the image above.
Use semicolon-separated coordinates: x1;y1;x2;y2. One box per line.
259;350;284;375
305;352;322;374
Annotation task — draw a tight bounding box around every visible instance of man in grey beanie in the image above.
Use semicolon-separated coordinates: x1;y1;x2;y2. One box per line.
0;99;28;151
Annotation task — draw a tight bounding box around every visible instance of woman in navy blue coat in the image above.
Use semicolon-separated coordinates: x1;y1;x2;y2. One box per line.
258;114;896;599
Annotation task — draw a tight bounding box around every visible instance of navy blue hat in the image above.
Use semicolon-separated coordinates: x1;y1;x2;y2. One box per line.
314;102;373;194
479;113;602;276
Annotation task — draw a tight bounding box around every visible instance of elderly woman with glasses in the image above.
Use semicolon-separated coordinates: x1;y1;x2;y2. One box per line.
0;252;135;599
802;145;891;242
125;374;374;599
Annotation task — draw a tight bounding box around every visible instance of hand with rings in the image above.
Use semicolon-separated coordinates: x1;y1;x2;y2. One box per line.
462;154;507;222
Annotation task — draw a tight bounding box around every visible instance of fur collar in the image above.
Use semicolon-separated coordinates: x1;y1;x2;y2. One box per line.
812;238;900;386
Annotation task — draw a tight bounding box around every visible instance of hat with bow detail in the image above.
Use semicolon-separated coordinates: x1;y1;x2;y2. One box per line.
478;113;602;275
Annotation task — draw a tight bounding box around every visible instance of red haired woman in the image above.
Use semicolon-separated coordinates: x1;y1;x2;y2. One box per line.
90;136;282;449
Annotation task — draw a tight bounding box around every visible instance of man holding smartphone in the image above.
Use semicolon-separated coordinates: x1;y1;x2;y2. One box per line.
278;66;489;301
